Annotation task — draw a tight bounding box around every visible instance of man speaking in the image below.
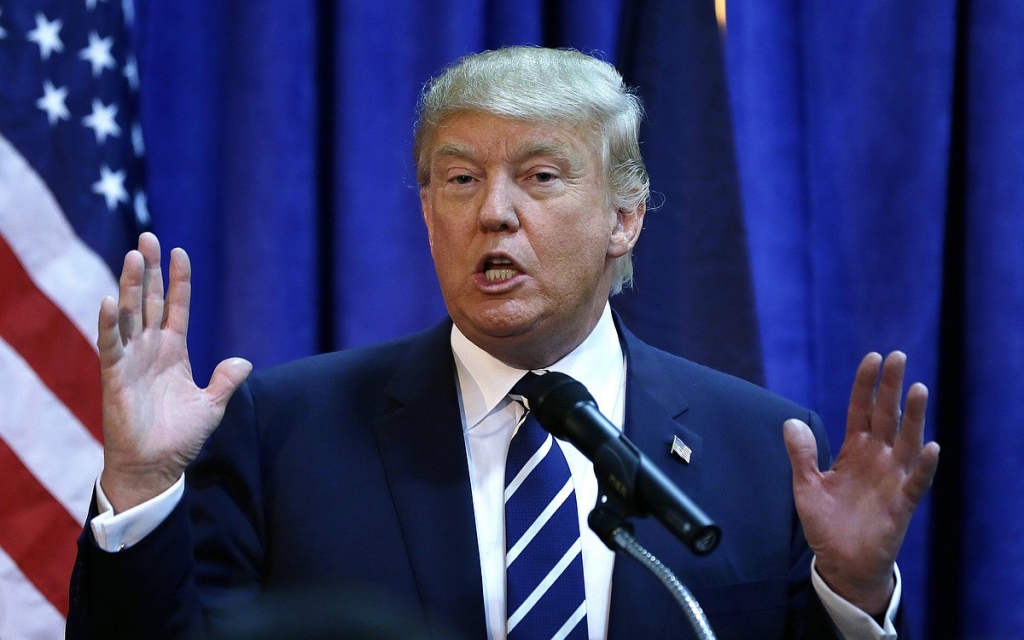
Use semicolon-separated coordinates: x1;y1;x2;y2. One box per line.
67;46;939;639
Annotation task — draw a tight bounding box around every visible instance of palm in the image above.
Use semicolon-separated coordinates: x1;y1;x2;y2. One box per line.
98;233;251;512
784;352;940;614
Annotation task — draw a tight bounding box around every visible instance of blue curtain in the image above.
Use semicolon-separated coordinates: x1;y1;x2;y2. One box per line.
133;1;321;374
612;0;764;385
728;0;1024;637
727;3;953;636
131;0;1024;636
954;1;1024;635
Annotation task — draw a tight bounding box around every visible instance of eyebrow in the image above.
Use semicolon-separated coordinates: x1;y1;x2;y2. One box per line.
430;139;585;177
510;140;579;167
430;142;476;164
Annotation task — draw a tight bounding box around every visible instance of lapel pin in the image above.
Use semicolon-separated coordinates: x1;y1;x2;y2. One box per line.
670;435;692;464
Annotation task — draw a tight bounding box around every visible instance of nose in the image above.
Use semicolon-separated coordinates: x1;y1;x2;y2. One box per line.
478;175;521;232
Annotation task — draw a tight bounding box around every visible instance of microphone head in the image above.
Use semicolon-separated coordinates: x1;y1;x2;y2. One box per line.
526;372;595;435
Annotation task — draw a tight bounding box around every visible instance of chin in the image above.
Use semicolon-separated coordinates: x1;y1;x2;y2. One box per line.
467;317;532;341
459;299;536;333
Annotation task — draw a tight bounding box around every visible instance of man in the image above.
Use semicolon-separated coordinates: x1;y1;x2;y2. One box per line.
67;47;939;639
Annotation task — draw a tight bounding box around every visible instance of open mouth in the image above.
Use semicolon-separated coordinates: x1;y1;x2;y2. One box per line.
483;257;520;282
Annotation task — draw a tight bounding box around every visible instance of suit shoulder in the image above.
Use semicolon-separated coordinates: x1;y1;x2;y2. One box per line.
634;341;832;461
639;341;815;422
245;321;451;398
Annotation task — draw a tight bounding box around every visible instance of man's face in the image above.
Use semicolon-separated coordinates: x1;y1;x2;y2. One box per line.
420;110;643;368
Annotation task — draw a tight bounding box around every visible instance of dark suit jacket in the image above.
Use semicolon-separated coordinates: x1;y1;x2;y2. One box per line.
68;317;903;639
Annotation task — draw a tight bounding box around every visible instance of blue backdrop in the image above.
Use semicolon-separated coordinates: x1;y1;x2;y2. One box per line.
129;1;1024;637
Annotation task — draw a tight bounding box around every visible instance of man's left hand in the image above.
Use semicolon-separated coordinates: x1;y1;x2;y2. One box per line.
783;351;941;615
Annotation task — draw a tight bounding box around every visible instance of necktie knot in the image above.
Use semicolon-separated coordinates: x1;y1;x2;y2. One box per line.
508;371;541;411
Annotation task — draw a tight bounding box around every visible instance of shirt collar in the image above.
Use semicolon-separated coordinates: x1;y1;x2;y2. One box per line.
450;304;624;431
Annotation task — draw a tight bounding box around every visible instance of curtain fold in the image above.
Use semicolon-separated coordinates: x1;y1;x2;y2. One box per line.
729;0;1024;637
958;0;1024;633
136;0;320;379
727;3;957;636
613;0;764;385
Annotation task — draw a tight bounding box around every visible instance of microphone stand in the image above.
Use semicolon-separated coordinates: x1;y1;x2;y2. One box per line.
589;491;717;640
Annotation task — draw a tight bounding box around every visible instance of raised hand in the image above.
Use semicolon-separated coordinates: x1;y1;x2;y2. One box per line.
783;351;940;614
97;233;252;513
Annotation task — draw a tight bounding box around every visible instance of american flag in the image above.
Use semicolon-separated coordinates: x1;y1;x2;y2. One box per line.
0;0;147;636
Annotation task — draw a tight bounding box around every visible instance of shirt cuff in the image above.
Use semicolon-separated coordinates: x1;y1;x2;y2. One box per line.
90;474;185;551
811;556;901;640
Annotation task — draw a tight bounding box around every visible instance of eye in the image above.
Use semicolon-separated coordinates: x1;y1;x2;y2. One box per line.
451;174;475;185
531;171;558;183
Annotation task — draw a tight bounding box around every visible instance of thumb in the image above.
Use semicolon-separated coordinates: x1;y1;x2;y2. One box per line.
206;357;253;407
783;419;821;486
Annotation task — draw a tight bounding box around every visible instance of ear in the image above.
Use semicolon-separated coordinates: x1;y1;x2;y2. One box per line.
607;200;646;259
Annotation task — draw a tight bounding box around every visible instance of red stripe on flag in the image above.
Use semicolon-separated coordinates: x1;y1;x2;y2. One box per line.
0;439;81;617
0;234;103;444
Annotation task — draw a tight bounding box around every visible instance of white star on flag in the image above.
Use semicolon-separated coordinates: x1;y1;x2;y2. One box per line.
79;32;116;77
27;13;64;60
83;100;121;143
92;164;129;209
37;81;71;126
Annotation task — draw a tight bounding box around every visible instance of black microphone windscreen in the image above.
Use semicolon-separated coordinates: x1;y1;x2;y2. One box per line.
526;372;594;430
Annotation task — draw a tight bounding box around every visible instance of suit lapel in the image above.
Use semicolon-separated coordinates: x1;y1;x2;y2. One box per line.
371;321;487;638
608;322;708;638
616;318;705;505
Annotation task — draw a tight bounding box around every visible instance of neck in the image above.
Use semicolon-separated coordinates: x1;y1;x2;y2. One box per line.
469;306;609;370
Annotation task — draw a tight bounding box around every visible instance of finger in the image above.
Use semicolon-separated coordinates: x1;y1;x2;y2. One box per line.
138;232;165;330
97;295;124;367
117;249;144;343
872;351;907;443
846;352;883;438
205;358;253;410
164;247;192;335
904;441;940;505
783;419;822;488
893;382;928;464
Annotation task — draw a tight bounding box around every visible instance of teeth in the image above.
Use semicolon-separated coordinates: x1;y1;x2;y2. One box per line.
485;268;517;282
483;257;516;282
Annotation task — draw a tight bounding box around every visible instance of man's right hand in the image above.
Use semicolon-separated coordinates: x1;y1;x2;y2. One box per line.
97;232;252;513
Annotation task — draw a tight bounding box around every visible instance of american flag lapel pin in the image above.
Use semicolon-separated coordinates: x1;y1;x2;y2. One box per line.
670;435;692;464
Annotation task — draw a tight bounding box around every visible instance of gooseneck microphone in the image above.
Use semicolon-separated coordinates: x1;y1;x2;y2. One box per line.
526;372;721;555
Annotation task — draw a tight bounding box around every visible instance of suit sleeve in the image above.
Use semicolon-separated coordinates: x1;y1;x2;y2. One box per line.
66;380;265;639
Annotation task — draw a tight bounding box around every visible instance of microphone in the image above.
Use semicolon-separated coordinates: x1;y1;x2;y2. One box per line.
526;372;721;555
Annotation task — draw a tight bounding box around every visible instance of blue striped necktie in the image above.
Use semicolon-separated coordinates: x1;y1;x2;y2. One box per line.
505;374;587;639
